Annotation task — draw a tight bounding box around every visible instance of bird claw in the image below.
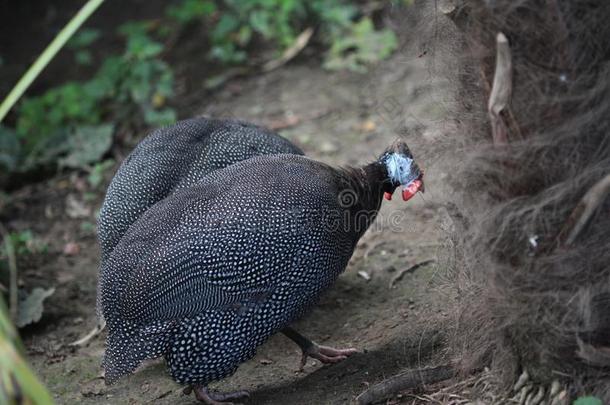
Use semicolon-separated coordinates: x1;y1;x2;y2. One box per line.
299;343;359;371
191;385;250;405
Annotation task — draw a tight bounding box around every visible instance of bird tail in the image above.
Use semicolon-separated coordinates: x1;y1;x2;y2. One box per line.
102;319;175;385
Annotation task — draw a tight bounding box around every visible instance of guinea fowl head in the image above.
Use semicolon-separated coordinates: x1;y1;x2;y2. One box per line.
379;140;424;201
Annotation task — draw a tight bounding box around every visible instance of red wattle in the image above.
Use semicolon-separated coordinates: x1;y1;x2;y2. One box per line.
402;179;422;201
384;192;393;201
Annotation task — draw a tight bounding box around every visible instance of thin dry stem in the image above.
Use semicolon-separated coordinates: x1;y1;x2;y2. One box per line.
488;32;512;145
558;173;610;246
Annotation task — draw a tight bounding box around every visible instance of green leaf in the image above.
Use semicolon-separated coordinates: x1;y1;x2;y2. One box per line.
166;0;216;23
67;28;101;49
0;126;21;171
16;287;55;328
5;230;47;256
75;50;93;65
143;107;176;126
126;34;163;59
573;397;603;405
87;159;115;188
209;43;246;63
80;221;97;233
22;128;71;170
324;17;398;73
212;14;240;41
250;11;272;38
236;26;253;46
58;124;114;169
117;21;151;38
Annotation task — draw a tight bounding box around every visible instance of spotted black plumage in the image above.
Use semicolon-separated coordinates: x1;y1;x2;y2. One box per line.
98;117;303;264
100;140;422;394
96;118;302;322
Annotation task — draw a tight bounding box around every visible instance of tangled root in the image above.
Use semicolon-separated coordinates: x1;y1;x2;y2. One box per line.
441;0;610;400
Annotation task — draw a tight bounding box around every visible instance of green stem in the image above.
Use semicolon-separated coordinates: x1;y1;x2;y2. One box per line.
0;0;105;123
0;224;17;323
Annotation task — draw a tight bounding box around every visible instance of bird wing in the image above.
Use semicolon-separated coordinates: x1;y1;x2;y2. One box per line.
110;185;317;325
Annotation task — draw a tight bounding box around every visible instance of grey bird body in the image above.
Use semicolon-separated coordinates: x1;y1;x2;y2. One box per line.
98;118;304;264
101;154;383;385
95;118;303;323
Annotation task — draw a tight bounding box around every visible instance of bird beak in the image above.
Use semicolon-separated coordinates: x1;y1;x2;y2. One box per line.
401;179;423;201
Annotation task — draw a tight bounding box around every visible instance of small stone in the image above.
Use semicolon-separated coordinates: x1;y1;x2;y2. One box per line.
65;195;91;219
356;119;376;132
319;141;338;154
63;242;80;256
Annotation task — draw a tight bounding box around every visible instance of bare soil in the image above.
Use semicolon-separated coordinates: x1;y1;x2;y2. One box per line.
10;30;459;404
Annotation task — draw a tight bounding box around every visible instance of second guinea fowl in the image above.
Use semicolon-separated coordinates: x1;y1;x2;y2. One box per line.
100;141;424;404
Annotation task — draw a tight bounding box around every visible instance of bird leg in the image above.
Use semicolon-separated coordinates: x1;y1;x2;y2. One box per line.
188;385;250;405
281;327;358;371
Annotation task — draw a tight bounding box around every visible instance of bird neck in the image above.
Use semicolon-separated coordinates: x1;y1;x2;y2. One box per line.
338;161;393;237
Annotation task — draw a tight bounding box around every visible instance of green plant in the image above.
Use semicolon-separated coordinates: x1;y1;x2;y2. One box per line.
0;229;50;389
166;0;217;23
574;397;603;405
0;0;105;122
165;0;391;67
87;159;115;188
0;126;20;172
166;0;397;69
324;17;398;72
1;230;47;257
4;21;175;175
0;297;54;405
67;28;102;65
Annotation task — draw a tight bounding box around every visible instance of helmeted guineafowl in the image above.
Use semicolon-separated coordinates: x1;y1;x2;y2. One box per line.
100;140;423;403
83;118;303;345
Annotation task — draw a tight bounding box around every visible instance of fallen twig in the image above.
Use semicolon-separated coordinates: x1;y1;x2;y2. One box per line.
262;28;314;73
389;260;436;289
356;365;456;405
70;318;106;346
558;173;610;247
488;32;512;145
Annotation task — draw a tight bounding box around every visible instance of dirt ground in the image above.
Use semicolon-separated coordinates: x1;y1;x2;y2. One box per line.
9;14;462;404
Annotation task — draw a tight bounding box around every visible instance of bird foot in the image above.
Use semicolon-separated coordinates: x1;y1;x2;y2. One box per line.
299;343;358;371
189;385;250;405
